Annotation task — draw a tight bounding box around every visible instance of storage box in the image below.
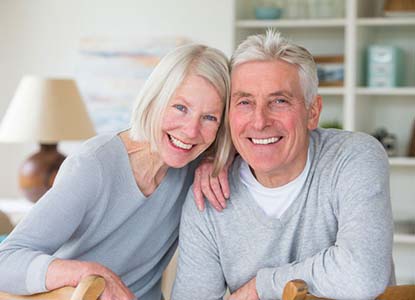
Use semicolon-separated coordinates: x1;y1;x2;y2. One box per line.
314;55;344;86
366;45;404;87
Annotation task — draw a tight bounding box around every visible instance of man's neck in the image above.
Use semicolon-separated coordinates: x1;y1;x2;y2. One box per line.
253;149;310;188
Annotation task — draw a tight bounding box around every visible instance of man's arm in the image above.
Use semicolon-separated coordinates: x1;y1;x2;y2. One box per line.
171;189;227;300
251;136;394;300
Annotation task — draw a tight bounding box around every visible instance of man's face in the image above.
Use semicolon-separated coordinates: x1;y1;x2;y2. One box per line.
229;60;321;187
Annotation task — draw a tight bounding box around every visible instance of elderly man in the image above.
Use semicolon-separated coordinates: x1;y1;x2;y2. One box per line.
171;30;394;300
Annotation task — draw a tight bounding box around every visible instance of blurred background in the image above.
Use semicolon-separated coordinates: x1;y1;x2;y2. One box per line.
0;0;414;285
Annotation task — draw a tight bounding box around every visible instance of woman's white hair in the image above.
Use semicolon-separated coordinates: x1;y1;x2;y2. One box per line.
231;29;318;107
130;43;231;174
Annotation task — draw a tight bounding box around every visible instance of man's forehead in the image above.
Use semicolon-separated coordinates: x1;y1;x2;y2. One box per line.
232;60;297;81
231;63;299;88
232;59;295;71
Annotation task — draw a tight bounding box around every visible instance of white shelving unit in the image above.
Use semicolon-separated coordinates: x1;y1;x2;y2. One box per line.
394;234;415;244
234;0;415;284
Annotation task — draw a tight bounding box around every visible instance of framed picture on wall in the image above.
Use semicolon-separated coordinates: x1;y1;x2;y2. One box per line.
76;36;188;134
314;55;344;87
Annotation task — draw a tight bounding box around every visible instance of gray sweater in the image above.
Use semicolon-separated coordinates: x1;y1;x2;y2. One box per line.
172;128;394;300
0;134;195;300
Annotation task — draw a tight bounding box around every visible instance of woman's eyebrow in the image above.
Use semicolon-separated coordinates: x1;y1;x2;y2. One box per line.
172;96;191;106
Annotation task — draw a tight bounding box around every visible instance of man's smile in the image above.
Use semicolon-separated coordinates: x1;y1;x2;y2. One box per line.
249;136;282;145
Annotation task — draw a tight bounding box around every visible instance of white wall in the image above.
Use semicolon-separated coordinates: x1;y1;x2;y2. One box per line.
0;0;234;197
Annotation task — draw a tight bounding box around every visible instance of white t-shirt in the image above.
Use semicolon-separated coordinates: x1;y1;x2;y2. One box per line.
240;151;311;219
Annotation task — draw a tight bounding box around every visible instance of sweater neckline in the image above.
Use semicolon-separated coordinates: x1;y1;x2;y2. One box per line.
230;134;317;229
114;134;175;200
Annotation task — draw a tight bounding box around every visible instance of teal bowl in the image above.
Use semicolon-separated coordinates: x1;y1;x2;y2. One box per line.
255;7;282;19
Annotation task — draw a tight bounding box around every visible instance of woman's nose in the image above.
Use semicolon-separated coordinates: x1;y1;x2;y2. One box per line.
182;117;201;139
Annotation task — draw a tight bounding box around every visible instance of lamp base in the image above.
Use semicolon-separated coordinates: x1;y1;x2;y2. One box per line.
19;144;66;203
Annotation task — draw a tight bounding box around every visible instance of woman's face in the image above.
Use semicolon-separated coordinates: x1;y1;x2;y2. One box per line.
158;74;224;168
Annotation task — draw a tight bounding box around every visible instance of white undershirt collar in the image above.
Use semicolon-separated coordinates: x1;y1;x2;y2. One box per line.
240;149;311;219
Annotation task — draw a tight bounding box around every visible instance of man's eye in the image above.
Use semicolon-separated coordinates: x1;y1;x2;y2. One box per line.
238;99;250;105
203;115;218;122
174;104;187;112
273;98;287;104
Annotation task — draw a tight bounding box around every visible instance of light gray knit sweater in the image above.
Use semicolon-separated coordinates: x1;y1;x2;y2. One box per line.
172;128;394;300
0;134;195;300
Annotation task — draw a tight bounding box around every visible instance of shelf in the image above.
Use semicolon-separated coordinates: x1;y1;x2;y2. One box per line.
0;198;33;225
394;233;415;244
357;18;415;27
318;87;345;95
236;19;346;28
389;157;415;167
356;87;415;96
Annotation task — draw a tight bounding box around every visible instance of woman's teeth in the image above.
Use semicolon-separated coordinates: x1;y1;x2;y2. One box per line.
170;135;192;150
251;137;281;145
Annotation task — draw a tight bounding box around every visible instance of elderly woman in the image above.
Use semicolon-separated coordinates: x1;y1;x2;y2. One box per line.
0;44;231;300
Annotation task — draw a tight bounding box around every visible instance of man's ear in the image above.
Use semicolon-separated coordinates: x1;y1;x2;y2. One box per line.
307;95;322;130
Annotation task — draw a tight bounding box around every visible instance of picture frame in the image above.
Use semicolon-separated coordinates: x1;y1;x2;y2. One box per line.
314;55;344;87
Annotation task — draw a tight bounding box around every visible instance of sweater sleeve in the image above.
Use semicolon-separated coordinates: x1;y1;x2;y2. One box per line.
171;188;227;300
0;153;102;294
256;135;394;300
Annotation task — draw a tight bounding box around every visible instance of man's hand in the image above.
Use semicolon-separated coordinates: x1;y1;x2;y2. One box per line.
229;277;259;300
46;259;136;300
193;158;230;212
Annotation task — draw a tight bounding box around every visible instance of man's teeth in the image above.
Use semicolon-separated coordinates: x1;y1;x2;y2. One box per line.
170;135;192;150
251;137;281;145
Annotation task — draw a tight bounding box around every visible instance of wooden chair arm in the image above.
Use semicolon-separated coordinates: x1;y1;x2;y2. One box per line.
0;275;105;300
282;279;415;300
376;285;415;300
70;275;105;300
282;280;329;300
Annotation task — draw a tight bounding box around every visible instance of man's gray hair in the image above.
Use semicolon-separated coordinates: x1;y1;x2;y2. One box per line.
231;29;318;107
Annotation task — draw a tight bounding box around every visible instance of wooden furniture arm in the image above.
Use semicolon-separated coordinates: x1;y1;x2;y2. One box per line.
377;285;415;300
282;279;415;300
0;275;105;300
282;279;329;300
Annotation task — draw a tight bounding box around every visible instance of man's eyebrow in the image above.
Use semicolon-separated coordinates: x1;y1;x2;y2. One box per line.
269;90;294;98
231;91;252;98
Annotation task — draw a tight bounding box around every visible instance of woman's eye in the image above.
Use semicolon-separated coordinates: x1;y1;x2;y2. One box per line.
203;115;218;122
174;104;187;112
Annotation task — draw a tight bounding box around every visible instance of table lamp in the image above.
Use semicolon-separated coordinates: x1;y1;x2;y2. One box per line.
0;76;96;202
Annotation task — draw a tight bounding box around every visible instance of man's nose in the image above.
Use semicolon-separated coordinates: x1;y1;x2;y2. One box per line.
252;106;270;130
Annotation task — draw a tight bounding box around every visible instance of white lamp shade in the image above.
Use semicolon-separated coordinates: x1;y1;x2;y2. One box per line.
0;76;96;143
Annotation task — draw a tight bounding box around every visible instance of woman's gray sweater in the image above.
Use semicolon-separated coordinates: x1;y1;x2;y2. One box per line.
0;134;194;300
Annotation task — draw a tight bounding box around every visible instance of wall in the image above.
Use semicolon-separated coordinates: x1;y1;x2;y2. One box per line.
0;0;233;197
